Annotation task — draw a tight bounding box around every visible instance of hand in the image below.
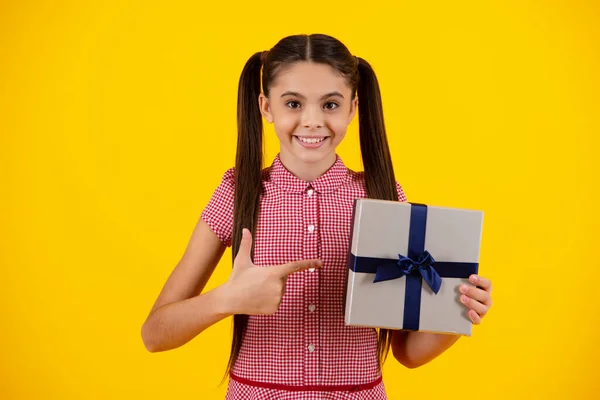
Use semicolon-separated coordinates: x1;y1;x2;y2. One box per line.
224;228;322;315
459;275;492;324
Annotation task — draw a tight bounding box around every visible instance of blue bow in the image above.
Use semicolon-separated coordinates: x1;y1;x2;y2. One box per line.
373;250;442;294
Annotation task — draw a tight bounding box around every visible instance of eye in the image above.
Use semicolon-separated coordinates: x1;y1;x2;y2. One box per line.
286;100;301;109
324;101;339;110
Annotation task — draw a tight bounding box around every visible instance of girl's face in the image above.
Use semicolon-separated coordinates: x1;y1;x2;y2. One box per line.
259;62;357;174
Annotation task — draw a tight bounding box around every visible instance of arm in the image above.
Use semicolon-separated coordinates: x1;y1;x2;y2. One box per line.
141;218;229;352
391;330;460;369
141;222;323;353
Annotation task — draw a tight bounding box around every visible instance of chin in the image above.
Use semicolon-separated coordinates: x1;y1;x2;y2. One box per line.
292;148;335;164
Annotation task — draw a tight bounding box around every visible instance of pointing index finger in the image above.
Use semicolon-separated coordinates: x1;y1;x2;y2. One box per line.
276;259;323;277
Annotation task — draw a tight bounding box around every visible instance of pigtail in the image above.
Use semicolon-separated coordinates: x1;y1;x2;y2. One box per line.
356;56;399;366
225;51;265;380
356;57;398;202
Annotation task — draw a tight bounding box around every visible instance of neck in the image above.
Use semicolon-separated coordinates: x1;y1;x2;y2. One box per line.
279;152;337;182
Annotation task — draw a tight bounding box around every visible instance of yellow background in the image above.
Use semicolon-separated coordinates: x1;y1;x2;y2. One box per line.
1;1;598;399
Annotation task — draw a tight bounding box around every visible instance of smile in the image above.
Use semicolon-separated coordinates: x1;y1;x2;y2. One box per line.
296;136;327;144
293;136;329;149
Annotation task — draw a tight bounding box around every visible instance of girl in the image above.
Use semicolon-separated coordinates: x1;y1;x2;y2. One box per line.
141;34;493;399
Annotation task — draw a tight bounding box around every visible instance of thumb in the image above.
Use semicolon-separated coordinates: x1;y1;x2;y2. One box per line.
276;259;323;277
234;228;253;267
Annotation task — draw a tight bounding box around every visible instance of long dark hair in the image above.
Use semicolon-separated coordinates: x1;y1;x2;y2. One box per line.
227;34;398;378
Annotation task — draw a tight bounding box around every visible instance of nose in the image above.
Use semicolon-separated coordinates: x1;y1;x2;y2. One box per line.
301;106;324;130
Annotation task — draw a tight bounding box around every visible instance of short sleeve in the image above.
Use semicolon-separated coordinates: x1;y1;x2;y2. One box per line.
396;181;408;202
201;168;235;247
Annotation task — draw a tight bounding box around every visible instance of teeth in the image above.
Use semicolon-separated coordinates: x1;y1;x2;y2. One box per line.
298;137;325;144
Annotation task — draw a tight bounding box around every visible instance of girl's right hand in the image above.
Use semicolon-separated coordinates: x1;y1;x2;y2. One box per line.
223;228;322;315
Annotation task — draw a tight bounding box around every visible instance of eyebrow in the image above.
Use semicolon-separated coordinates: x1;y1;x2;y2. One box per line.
280;91;345;100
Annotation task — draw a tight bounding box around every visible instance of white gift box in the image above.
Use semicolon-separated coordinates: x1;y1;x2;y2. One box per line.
344;199;484;336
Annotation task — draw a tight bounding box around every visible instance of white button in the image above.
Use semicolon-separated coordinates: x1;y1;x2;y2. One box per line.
307;189;314;197
307;225;315;233
307;344;315;352
308;268;315;272
308;304;316;312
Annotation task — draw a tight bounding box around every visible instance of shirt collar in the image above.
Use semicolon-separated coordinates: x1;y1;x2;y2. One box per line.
268;153;349;194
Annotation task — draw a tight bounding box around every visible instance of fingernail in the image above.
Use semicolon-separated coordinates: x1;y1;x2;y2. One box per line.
459;284;468;294
470;310;479;324
471;275;479;283
461;295;469;304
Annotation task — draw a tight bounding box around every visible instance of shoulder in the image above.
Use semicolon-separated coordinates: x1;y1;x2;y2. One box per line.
396;181;408;202
219;166;274;187
346;169;368;192
205;167;236;204
219;167;236;187
346;169;408;202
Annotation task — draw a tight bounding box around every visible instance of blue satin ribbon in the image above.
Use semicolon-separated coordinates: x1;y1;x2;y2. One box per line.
373;250;442;293
348;202;479;331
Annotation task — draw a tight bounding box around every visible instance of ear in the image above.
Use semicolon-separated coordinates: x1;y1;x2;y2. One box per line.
347;95;358;124
259;93;274;123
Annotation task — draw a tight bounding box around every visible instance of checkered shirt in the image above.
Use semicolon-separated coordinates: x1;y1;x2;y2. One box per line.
201;154;407;399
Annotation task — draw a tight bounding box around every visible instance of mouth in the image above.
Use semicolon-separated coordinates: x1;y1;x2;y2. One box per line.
293;136;329;148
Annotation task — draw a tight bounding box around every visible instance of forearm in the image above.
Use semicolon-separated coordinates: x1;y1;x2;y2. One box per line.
391;330;461;368
141;284;233;352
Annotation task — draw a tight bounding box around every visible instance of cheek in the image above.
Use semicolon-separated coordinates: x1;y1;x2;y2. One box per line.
327;117;350;140
331;131;347;145
272;112;299;137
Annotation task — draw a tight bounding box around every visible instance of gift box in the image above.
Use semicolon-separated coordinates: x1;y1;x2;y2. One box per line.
344;199;484;336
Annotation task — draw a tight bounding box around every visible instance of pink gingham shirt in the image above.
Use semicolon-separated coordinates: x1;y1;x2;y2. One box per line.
201;154;407;400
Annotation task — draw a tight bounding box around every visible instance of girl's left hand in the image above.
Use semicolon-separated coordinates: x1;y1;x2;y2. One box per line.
459;275;493;324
